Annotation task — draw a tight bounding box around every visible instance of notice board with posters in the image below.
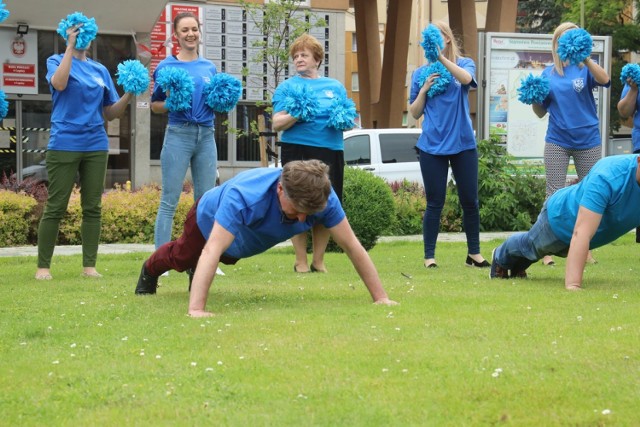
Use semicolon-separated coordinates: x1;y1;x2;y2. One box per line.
476;32;612;174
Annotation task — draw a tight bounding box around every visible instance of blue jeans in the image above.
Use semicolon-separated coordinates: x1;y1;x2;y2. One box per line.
154;123;217;248
419;148;481;259
493;204;569;272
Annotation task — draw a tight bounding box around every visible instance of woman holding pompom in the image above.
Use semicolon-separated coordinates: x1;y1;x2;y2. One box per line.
35;14;133;280
617;63;640;242
272;33;354;274
533;22;610;266
409;21;489;270
151;12;218;251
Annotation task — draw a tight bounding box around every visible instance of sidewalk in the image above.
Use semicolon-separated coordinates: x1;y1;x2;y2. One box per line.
0;232;514;257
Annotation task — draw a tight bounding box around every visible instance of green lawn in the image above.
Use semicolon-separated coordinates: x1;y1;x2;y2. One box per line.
1;236;638;426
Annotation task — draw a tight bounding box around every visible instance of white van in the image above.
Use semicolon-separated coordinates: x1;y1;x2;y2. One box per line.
343;128;423;186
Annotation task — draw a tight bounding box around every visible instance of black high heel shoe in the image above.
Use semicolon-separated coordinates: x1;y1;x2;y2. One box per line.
465;255;490;268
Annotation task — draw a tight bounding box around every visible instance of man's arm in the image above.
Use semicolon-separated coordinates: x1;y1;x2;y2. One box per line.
188;222;235;317
565;206;602;290
329;218;397;305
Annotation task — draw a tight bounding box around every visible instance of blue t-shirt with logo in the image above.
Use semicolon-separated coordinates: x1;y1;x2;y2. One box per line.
541;64;610;150
196;168;345;259
151;56;217;126
272;76;346;151
46;55;120;152
547;155;640;247
409;57;477;156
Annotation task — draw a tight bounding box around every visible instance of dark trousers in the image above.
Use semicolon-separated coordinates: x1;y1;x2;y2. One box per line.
419;148;481;259
145;200;238;277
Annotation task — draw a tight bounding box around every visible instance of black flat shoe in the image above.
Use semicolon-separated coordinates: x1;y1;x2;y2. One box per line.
310;264;327;273
465;256;490;268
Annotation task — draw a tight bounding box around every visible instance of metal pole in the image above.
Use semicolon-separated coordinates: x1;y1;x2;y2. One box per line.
581;0;585;27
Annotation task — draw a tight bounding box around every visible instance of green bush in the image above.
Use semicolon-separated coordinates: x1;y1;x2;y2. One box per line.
441;139;545;232
327;167;395;252
385;180;425;236
0;190;37;246
57;185;193;245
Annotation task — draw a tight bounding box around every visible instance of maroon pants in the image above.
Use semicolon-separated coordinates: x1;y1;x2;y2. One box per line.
145;201;237;277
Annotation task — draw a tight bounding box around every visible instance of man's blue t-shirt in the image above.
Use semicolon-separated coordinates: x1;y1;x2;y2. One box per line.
620;83;640;152
46;55;120;152
547;155;640;248
272;76;346;151
151;56;217;126
196;168;346;259
541;64;610;150
408;57;477;156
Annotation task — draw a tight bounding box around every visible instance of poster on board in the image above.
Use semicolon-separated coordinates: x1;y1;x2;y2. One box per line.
478;33;611;174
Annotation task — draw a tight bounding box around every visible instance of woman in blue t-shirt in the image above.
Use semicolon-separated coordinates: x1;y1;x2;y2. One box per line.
617;67;640;242
272;34;351;274
409;21;489;270
533;22;610;265
151;12;218;250
35;17;133;280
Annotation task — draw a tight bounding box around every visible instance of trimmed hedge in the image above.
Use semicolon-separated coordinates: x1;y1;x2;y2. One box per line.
0;190;37;246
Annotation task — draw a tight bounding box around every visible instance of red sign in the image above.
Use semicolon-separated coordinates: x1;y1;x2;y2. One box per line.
3;63;35;74
170;4;201;56
3;76;36;87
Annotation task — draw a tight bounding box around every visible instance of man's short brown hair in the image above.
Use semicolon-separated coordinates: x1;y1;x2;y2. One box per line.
289;34;324;68
280;160;331;214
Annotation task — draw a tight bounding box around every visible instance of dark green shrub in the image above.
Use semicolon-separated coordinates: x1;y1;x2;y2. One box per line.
0;190;37;247
327;167;395;252
441;139;545;232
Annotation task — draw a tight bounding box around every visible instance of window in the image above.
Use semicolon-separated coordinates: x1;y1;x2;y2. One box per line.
351;32;357;52
344;134;371;165
351;72;359;92
379;133;419;164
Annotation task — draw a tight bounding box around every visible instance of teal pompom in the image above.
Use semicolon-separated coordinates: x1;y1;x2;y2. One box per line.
56;12;99;50
116;60;150;96
203;73;243;112
327;94;357;130
156;67;194;112
517;73;550;105
282;84;319;122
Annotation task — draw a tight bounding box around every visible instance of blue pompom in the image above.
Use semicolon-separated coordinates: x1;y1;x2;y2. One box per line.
517;73;550;105
116;60;150;96
282;84;319;122
327;94;357;131
420;24;444;63
418;62;452;98
620;63;640;86
0;90;8;120
557;28;592;65
56;12;99;50
203;73;243;112
156;67;195;112
0;2;10;24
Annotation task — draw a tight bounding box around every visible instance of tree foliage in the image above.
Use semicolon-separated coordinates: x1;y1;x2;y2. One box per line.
517;0;564;33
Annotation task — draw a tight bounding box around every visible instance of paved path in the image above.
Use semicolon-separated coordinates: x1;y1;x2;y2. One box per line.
0;232;514;257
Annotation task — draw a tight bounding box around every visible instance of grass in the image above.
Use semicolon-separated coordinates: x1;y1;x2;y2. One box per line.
1;235;639;426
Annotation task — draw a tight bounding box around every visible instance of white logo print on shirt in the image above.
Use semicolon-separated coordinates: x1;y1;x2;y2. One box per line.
93;76;106;87
572;78;585;93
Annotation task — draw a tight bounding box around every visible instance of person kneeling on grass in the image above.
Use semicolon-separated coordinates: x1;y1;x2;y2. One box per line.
135;159;397;317
490;154;640;289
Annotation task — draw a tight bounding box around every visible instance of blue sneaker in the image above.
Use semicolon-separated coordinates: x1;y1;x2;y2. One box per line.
490;248;509;279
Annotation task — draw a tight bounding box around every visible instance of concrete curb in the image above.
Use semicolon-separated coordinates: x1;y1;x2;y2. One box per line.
0;232;516;258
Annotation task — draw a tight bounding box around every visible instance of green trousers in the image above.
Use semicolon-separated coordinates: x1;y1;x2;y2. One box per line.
37;150;108;268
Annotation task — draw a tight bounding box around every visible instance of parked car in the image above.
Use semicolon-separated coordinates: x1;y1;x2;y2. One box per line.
343;128;425;186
